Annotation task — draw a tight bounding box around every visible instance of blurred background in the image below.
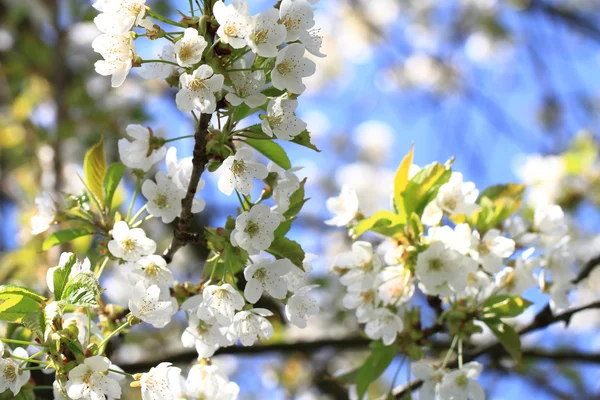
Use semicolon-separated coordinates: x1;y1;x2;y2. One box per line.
2;0;600;398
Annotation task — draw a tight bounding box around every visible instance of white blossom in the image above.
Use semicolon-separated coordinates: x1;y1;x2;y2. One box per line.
224;62;267;108
231;308;274;346
495;252;538;297
271;44;316;94
244;9;286;57
412;363;445;400
261;96;307;140
217;147;268;196
285;285;319;328
139;363;181;400
438;362;485;400
0;347;30;395
46;252;92;292
470;228;515;273
63;313;101;346
325;185;359;227
268;163;302;213
376;265;415;306
342;289;376;323
181;313;233;358
176;65;224;113
129;282;177;328
201;284;245;325
92;32;135;87
139;44;177;80
333;241;382;292
427;224;474;255
65;356;122;400
284;252;315;293
298;28;325;57
31;192;56;235
184;364;240;400
422;172;479;225
279;0;315;42
142;171;186;223
118;124;166;171
230;204;280;255
108;221;156;262
166;147;206;213
534;204;568;237
244;258;294;303
213;0;250;49
92;0;146;31
364;308;403;346
124;255;173;290
174;28;207;67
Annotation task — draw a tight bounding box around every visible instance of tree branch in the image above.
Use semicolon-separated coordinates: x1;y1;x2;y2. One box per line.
120;336;370;373
162;113;212;264
527;1;600;44
572;254;600;284
393;300;600;398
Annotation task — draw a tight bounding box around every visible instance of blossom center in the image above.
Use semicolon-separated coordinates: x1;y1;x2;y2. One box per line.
250;29;268;44
224;24;237;37
179;43;195;62
244;221;260;237
154;193;169;209
428;258;443;272
455;373;469;388
144;263;160;278
231;159;247;176
122;237;137;252
3;364;17;382
189;78;207;91
276;61;294;75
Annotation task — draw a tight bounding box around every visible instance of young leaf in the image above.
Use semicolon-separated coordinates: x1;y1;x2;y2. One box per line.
480;295;532;319
393;144;414;216
59;273;101;307
84;136;107;206
0;291;45;323
0;285;46;303
103;162;125;212
291;130;321;152
267;237;305;268
403;161;452;217
245;138;292;170
22;311;45;339
42;227;95;251
52;253;78;301
483;320;522;363
283;179;307;219
354;210;405;238
356;342;397;399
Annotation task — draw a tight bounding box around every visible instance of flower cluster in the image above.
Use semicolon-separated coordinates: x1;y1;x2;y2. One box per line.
327;148;580;399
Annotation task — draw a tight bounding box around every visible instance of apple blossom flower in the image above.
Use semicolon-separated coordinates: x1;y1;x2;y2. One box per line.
230;204;280;255
139;44;178;80
364;308;404;346
243;258;294;303
0;347;30;395
422;172;479;225
176;65;224;113
438;362;485;400
93;12;133;35
470;229;515;273
261;96;307;140
217;147;268;196
271;43;316;94
415;241;478;295
174;28;207;67
184;364;240;400
285;285;319;328
279;0;315;42
224;62;267;108
201;284;245;325
267;163;302;213
412;363;445;400
342;289;376;323
534;204;568;237
92;0;146;31
333;241;382;292
284;253;315;293
427;224;474;255
181;313;233;358
118;124;167;171
129;282;177;328
325;185;359;227
125;255;173;290
63;313;102;346
376;265;415;306
31;192;56;235
165;147;206;213
213;0;250;49
92;32;135;87
142;171;186;223
298;28;326;57
65;356;122;400
108;221;156;262
46;252;91;293
231;308;274;346
140;362;181;400
244;8;286;57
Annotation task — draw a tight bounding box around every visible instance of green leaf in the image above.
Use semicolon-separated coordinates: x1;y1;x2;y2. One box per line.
403;161;452;217
393;145;414;216
245;138;291;170
356;341;397;399
0;285;45;322
52;253;78;301
354;210;405;238
274;218;294;238
483;320;522;363
267;237;305;268
103;162;125;211
42;227;94;251
481;295;532;318
84;136;107;206
291;130;320;152
22;311;45;339
59;273;101;307
283;179;307;219
471;183;526;232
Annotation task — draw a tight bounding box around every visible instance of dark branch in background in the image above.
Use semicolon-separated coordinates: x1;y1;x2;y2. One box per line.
162;113;212;264
393;300;600;398
527;1;600;44
572;254;600;284
120;336;370;373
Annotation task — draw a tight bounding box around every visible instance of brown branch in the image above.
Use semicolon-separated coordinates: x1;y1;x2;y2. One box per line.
572;254;600;284
162;113;212;264
527;1;600;44
120;336;370;373
393;300;600;398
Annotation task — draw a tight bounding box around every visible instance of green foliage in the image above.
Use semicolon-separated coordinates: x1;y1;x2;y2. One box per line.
58;273;101;307
42;227;95;251
22;310;45;339
403;160;452;217
480;295;532;319
354;210;405;238
356;341;398;399
483;319;523;364
291;130;321;152
468;183;526;232
51;253;77;301
245;138;291;170
83;136;107;206
204;226;250;279
393;144;414;217
267;237;305;269
0;285;46;322
103;162;125;212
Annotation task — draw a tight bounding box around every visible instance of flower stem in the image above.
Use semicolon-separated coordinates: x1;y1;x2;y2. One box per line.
95;256;110;278
227;67;271;72
207;38;221;54
140;59;181;67
23;366;48;371
441;336;458;369
10;355;48;365
129;204;148;226
126;178;142;222
458;339;463;368
0;338;46;347
164;134;195;143
146;9;187;28
98;321;130;354
109;368;134;378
